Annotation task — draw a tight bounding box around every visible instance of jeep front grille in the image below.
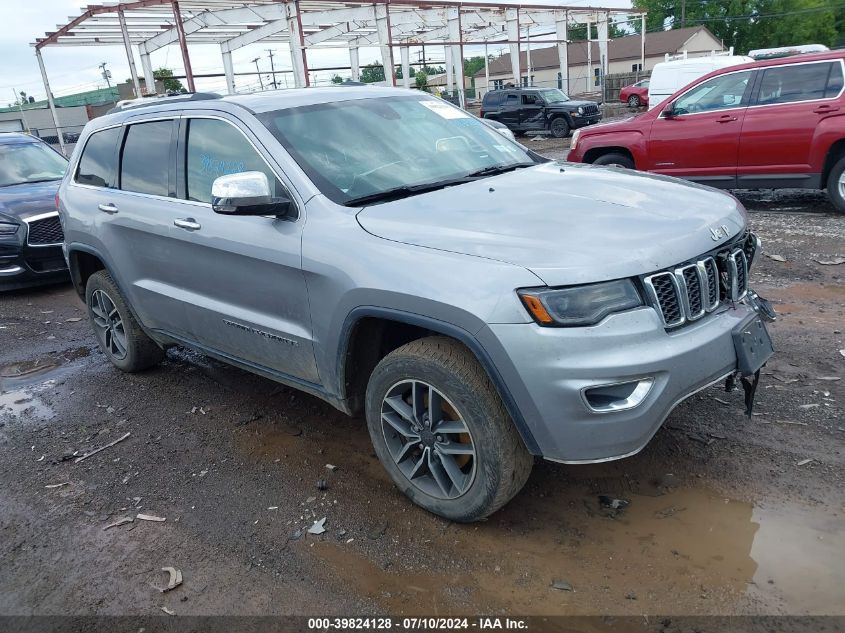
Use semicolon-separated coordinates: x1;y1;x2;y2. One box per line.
643;233;754;329
26;213;64;246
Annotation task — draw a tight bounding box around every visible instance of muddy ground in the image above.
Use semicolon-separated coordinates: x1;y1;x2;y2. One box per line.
1;145;844;620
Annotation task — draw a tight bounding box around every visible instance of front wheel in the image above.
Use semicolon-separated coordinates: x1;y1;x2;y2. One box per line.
826;155;845;213
365;336;533;522
593;152;635;169
549;117;570;138
627;95;641;107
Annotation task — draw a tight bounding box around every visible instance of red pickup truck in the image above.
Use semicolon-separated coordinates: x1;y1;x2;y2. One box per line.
567;51;845;212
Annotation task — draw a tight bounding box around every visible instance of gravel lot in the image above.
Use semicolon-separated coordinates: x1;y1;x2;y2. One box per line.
1;144;844;618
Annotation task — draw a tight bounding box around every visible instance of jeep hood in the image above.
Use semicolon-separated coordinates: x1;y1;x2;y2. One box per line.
356;162;747;286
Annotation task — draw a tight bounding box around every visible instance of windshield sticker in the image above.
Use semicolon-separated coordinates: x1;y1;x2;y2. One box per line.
420;100;470;119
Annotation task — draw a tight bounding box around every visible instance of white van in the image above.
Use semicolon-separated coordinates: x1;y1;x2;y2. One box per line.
647;50;753;110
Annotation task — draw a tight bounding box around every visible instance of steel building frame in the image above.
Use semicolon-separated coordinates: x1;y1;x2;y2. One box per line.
32;0;645;155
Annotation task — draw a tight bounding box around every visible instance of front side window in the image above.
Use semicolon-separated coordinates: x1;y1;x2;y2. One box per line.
0;141;67;188
185;118;283;204
757;62;840;105
673;70;752;115
258;95;535;206
522;93;541;105
120;121;173;196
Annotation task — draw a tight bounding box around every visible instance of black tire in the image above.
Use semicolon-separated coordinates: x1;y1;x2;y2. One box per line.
513;130;526;138
627;95;641;108
549;116;570;138
826;154;845;213
365;336;533;522
85;270;164;372
593;152;635;169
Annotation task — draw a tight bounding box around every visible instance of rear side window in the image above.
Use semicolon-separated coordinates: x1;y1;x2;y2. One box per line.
76;127;121;188
826;63;844;97
482;92;502;107
120;120;173;196
184;118;283;204
506;93;519;103
756;62;837;106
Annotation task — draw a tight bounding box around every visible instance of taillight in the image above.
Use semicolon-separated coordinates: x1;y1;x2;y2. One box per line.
479;109;485;118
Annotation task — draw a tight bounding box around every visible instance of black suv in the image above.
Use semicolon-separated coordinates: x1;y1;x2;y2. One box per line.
480;88;601;138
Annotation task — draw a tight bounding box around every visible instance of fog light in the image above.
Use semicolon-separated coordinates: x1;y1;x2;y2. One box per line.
582;378;654;412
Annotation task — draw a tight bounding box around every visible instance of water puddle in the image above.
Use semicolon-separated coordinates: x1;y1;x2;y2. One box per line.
309;486;845;615
0;347;92;423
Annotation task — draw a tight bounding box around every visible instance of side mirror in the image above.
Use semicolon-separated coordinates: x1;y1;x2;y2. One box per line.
211;171;293;218
661;103;675;118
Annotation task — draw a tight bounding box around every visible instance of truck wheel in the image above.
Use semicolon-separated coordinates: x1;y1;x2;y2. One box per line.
593;152;635;169
365;336;533;522
549;117;570;138
85;270;164;372
627;95;641;107
827;155;845;213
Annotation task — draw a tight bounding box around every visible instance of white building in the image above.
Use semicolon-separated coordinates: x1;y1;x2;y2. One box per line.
475;26;724;98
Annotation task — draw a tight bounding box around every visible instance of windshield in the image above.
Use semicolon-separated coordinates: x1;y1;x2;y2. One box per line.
0;142;67;187
259;95;535;205
539;89;570;103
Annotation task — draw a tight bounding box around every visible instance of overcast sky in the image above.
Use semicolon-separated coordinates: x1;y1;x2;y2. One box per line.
1;0;633;102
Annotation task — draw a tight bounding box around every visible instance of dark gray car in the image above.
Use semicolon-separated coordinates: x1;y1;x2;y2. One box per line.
58;87;772;521
481;87;601;137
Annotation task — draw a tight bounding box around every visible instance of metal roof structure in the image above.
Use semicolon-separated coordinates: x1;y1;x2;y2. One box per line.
32;0;645;154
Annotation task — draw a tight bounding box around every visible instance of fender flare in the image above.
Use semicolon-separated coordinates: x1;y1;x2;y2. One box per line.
336;306;542;455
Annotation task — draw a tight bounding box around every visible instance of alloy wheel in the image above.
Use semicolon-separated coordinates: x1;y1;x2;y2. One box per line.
628;95;640;107
90;289;128;360
839;170;845;199
380;380;477;500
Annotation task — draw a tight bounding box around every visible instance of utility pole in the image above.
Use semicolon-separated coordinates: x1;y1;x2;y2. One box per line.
681;0;686;28
98;62;112;89
251;58;264;90
266;49;278;89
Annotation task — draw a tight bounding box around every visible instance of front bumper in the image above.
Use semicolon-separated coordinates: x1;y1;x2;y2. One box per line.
0;240;68;289
569;113;603;129
479;299;758;463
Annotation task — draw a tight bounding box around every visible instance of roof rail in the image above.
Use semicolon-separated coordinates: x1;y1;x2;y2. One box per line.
107;92;221;114
664;47;735;63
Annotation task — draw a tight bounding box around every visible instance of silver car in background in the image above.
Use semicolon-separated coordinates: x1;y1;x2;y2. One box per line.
58;87;772;521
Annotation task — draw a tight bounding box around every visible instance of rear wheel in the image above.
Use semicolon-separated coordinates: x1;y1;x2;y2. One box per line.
365;336;533;522
826;155;845;213
593;152;635;169
627;95;641;108
549;117;570;138
85;270;164;372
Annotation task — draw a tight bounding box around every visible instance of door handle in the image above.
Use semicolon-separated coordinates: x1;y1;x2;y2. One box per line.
715;115;738;123
173;218;201;231
813;105;839;113
97;203;118;214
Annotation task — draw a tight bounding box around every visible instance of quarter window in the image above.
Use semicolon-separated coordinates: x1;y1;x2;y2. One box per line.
120;121;173;196
673;70;752;115
76;127;121;188
756;62;840;106
185;118;283;204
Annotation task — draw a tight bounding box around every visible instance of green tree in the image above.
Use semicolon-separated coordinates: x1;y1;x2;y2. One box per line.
463;56;489;78
153;67;185;93
631;0;839;54
360;63;385;83
415;72;430;91
395;65;416;79
330;74;344;84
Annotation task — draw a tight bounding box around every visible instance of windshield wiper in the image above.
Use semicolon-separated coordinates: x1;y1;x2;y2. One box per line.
343;163;536;207
344;178;470;207
463;162;535;179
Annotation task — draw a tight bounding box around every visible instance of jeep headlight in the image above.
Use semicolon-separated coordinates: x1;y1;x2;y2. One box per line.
578;106;585;115
518;280;643;327
0;222;19;237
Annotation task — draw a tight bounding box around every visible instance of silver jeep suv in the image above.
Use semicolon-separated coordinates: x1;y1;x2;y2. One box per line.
58;87;773;521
